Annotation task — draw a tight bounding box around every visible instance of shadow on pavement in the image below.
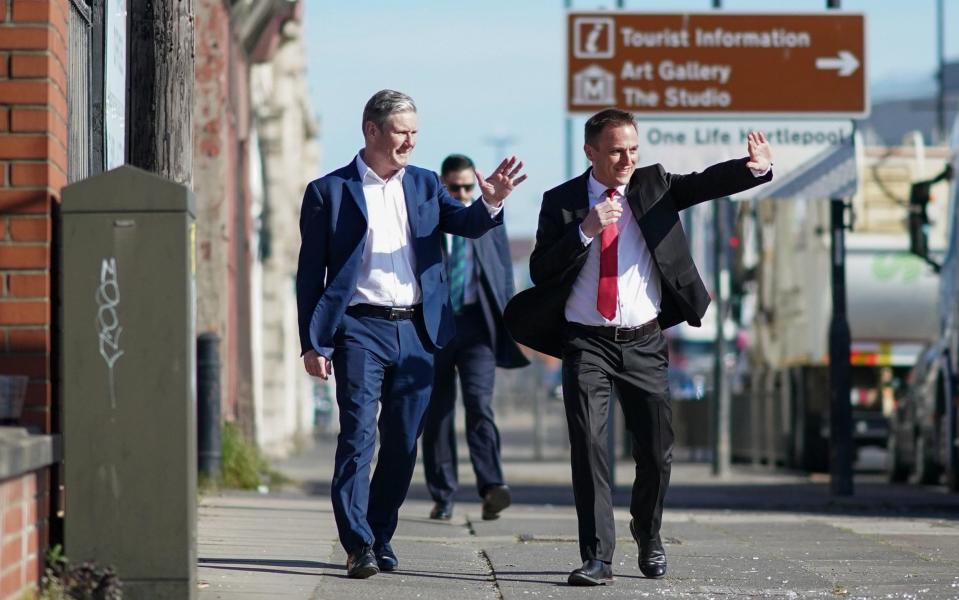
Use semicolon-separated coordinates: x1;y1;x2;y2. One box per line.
303;475;959;519
198;557;343;576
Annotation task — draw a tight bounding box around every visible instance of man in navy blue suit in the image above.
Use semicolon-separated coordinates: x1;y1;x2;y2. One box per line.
296;90;526;579
421;154;530;523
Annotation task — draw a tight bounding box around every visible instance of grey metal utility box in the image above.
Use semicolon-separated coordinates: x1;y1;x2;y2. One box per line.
61;166;197;599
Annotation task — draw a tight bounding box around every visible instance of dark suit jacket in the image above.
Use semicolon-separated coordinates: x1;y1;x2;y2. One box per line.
504;157;771;359
296;158;502;359
447;222;530;369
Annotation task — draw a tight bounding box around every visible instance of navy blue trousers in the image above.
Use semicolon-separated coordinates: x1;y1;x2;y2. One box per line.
330;312;434;553
421;305;504;503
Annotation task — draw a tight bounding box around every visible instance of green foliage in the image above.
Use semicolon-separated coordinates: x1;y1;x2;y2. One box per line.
219;422;293;490
220;422;262;489
32;545;122;600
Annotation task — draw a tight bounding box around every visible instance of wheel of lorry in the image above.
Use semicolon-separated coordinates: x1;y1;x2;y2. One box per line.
886;423;909;483
803;414;830;473
911;431;942;485
787;368;803;469
941;413;959;492
947;455;959;492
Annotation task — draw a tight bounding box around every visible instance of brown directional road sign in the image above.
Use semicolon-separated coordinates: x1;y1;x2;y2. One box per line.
567;12;867;117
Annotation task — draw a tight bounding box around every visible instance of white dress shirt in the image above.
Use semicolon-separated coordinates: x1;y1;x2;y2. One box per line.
565;172;661;327
565;165;771;327
349;154;503;307
350;153;421;306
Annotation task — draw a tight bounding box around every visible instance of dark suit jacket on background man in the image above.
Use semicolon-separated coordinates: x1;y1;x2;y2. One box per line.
455;223;528;370
422;205;529;519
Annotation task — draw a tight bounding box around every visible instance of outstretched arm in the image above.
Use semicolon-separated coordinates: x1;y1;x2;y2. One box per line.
669;131;774;211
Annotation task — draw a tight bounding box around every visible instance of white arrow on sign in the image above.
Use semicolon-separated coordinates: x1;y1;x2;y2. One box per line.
815;50;861;77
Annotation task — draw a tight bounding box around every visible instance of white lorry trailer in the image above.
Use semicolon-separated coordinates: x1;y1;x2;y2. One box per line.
733;134;951;471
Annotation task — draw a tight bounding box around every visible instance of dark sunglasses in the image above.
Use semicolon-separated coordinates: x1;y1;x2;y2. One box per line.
446;183;475;193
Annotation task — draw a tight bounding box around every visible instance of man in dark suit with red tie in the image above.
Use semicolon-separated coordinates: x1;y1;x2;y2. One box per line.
505;109;773;585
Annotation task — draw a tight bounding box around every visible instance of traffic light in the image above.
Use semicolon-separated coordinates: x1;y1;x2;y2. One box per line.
908;180;932;259
908;164;953;272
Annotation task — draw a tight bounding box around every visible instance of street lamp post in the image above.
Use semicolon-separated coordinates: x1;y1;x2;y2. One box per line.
826;0;855;497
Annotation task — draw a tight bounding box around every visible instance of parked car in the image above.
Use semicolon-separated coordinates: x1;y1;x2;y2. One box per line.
887;342;952;485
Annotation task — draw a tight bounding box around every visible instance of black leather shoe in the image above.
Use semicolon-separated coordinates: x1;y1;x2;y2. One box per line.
630;519;667;579
567;559;613;586
481;484;511;520
373;542;398;572
429;501;453;520
346;546;379;579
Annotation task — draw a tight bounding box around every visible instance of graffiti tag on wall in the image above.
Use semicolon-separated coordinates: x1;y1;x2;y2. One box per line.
96;257;124;408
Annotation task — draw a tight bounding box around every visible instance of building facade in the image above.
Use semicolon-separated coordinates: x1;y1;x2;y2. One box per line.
0;1;319;596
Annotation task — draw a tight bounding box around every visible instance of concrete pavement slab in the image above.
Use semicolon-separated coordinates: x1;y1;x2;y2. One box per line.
322;540;498;600
196;434;959;599
198;492;335;599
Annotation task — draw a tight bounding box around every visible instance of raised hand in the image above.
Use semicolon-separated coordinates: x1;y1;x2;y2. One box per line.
746;131;773;172
475;156;528;206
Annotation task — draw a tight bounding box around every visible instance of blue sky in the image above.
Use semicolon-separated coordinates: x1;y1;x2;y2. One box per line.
303;0;957;237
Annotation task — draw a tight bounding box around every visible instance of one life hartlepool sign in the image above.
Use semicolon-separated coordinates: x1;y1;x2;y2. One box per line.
635;120;856;200
568;12;867;117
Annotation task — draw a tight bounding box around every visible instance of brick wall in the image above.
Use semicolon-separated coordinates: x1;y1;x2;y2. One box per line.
0;469;49;599
0;0;69;436
0;1;68;595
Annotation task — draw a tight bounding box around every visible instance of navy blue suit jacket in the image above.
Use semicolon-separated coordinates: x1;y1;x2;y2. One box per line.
296;158;503;359
454;226;530;369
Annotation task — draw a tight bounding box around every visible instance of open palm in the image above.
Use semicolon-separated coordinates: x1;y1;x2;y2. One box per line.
476;156;528;206
746;131;773;172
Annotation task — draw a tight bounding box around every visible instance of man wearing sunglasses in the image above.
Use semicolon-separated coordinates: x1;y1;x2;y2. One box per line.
421;154;530;523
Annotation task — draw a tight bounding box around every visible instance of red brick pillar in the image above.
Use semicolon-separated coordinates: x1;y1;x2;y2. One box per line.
1;464;51;599
0;0;69;434
0;2;70;597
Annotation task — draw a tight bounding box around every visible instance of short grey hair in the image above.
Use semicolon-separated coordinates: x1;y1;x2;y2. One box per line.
362;89;417;133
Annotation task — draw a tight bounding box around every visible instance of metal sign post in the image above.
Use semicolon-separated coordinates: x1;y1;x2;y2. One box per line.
826;0;854;498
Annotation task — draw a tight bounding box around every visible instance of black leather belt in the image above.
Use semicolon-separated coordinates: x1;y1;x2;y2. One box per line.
347;303;420;321
572;318;659;342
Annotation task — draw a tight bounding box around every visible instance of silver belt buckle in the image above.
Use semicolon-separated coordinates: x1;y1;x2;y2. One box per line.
613;327;631;342
389;307;410;320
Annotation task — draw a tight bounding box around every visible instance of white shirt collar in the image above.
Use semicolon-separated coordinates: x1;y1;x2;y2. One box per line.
587;170;626;200
356;151;405;185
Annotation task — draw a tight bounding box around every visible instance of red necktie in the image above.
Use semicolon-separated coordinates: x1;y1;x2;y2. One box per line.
597;188;618;321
